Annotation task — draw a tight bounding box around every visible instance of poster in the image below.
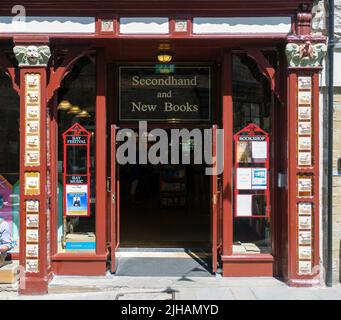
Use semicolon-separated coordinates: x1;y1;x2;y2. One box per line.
65;184;88;216
236;194;252;217
236;168;252;190
251;168;267;189
236;141;251;163
251;141;267;159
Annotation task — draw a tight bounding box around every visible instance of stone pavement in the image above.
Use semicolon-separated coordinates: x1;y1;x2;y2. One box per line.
0;273;341;300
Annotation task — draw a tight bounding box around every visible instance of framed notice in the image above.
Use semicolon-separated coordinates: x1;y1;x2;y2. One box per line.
26;214;39;228
298;137;311;151
251;141;267;159
297;176;313;197
26;244;39;258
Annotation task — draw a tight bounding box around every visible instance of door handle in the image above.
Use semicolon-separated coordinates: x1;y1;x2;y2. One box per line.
107;177;111;192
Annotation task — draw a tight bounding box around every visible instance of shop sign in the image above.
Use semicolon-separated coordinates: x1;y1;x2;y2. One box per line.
119;66;211;121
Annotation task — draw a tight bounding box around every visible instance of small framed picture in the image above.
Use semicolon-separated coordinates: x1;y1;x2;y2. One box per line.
298;107;311;121
298;177;312;193
298;91;311;105
26;214;39;228
26;106;40;119
298;137;311;151
298;216;312;230
298;151;312;166
26;200;39;212
26;120;39;133
26;229;39;243
26;259;39;273
298;77;312;90
26;74;40;88
299;231;312;245
298;122;311;135
298;261;312;275
298;202;312;216
26;91;40;106
26;244;39;258
24;172;40;196
298;246;312;260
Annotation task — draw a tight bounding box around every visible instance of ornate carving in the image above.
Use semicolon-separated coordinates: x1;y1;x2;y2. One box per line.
13;45;51;67
311;0;327;35
285;41;327;67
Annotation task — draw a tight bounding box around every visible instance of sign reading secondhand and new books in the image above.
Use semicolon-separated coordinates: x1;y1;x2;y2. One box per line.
119;66;211;121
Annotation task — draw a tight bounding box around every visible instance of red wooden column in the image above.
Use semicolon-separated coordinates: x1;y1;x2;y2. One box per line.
285;37;326;286
14;42;52;294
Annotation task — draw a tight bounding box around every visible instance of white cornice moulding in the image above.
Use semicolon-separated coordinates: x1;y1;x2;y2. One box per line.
0;16;95;33
193;17;292;34
119;17;169;34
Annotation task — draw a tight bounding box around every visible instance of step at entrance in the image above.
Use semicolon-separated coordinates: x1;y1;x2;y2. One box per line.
114;248;213;277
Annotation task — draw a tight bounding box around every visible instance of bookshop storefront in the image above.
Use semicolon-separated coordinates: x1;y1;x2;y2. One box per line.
0;0;326;294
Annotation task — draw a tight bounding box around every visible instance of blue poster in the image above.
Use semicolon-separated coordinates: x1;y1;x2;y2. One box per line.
65;184;88;216
251;168;267;190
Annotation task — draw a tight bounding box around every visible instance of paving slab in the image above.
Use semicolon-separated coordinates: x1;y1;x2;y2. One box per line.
230;287;257;300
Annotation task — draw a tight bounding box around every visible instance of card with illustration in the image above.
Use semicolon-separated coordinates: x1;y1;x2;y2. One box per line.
298;91;311;105
298;216;312;230
298;261;312;275
298;202;312;216
299;231;312;245
26;229;39;243
26;259;39;273
26;214;39;228
298;122;311;135
298;77;312;90
298;151;312;166
298;107;311;120
298;246;312;260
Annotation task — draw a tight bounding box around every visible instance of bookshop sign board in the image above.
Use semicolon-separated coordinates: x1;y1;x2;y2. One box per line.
119;66;211;122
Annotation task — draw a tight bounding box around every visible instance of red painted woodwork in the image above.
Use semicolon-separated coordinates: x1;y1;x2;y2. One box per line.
211;125;218;273
18;67;49;295
110;125;117;273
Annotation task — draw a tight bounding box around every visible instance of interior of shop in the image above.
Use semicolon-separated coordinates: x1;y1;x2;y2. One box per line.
119;129;211;249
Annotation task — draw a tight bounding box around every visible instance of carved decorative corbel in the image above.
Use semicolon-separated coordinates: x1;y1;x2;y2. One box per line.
13;45;51;67
285;41;327;67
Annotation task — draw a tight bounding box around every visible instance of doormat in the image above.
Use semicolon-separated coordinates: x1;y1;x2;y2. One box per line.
115;256;213;277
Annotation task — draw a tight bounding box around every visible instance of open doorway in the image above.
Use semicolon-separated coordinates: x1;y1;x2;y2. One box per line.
119;129;211;249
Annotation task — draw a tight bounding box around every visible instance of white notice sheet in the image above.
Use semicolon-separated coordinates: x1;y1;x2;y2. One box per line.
252;141;267;159
236;168;252;190
236;194;252;217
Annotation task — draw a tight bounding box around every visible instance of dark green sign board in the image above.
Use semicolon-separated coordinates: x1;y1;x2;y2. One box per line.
119;66;211;121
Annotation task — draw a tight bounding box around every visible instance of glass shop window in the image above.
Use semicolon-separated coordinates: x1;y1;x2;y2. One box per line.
232;54;272;254
0;68;20;254
56;55;96;254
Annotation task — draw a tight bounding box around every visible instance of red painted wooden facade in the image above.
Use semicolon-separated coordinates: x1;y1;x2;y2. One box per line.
0;0;326;294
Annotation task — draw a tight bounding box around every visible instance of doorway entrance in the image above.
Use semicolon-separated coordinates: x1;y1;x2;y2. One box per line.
110;127;219;276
